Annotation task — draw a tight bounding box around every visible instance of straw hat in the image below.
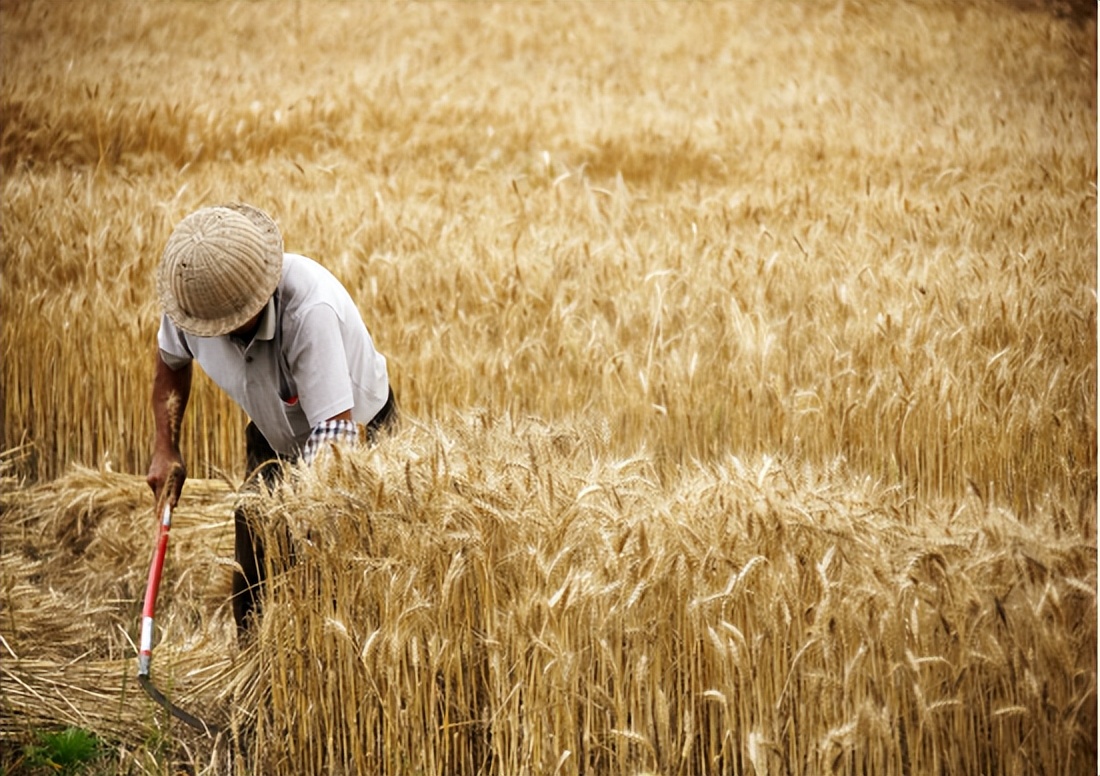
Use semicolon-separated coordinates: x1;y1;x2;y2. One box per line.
157;204;284;337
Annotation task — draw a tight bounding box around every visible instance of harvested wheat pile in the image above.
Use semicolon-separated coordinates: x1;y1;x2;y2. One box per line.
2;415;1094;774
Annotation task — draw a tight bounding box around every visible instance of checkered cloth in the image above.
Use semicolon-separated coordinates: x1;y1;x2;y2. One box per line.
302;419;358;464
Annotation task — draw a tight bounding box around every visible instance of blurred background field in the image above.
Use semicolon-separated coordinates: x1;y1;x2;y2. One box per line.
1;1;1095;774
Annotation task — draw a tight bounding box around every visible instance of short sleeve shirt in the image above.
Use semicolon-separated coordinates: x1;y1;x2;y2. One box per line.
157;253;390;455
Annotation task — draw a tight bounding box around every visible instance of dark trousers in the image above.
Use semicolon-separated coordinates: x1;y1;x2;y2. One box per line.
231;388;398;639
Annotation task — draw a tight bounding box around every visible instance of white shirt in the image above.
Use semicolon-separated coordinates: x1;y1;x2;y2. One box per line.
157;253;389;455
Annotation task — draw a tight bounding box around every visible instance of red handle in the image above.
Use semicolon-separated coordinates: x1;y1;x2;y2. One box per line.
138;501;173;673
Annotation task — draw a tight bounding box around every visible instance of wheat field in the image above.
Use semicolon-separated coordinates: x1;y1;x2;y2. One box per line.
1;1;1096;774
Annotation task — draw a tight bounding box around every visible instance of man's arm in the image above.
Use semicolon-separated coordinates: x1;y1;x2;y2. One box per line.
300;409;356;464
147;352;192;506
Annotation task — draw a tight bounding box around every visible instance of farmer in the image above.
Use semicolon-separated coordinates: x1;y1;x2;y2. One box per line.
146;203;396;639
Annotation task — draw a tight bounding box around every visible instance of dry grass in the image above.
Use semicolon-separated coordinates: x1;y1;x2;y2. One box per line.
0;0;1095;773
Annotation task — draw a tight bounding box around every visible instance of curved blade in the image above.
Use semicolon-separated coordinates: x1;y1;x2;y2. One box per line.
138;672;221;737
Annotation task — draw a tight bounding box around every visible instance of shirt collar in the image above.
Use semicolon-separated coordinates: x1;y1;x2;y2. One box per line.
254;296;276;341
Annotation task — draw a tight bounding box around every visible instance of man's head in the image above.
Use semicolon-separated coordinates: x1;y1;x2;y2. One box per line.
157;203;283;337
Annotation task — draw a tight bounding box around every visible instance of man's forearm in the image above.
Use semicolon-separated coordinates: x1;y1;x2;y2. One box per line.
152;354;192;451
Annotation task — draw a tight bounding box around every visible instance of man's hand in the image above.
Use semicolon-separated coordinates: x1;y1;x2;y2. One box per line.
147;449;186;507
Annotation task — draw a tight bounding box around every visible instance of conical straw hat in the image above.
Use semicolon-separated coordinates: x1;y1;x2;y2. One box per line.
157;204;284;337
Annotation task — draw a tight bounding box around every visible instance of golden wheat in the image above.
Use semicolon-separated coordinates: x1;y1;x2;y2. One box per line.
1;0;1095;773
6;412;1092;773
2;0;1094;510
